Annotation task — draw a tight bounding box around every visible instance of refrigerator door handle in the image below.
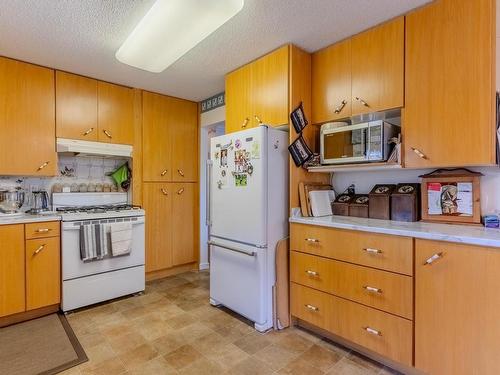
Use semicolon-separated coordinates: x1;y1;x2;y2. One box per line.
206;160;213;227
208;241;257;257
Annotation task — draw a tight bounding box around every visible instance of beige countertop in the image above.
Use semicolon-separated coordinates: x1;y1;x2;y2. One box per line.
0;213;61;225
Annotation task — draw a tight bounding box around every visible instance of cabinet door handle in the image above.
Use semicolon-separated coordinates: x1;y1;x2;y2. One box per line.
37;161;50;171
411;147;427;159
83;127;94;136
177;188;185;195
305;238;320;243
363;285;383;294
160;188;168;196
363;247;383;254
305;304;319;312
355;97;370;107
363;326;382;336
160;169;168;176
103;129;112;139
334;100;347;114
423;252;444;266
36;228;51;233
305;270;319;276
177;169;185;177
254;115;263;125
34;244;46;255
241;118;249;128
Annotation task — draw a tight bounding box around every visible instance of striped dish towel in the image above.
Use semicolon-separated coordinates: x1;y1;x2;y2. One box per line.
79;224;109;261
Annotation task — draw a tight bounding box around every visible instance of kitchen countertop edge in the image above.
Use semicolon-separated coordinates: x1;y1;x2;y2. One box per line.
289;215;500;248
0;214;62;225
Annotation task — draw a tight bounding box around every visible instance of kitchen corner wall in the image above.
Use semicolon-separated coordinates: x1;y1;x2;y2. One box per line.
0;155;129;210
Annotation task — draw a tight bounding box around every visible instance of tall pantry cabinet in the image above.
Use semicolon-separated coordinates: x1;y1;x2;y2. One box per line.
142;92;199;277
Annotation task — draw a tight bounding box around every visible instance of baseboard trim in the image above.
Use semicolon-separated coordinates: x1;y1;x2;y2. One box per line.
146;262;198;281
199;262;209;270
0;304;60;328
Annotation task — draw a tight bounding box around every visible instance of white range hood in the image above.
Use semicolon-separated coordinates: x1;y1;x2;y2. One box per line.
57;138;133;158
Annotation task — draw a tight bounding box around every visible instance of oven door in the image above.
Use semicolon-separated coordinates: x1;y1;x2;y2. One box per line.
321;123;369;164
61;216;145;281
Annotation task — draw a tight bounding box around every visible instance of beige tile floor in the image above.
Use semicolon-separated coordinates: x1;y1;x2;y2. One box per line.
63;271;401;375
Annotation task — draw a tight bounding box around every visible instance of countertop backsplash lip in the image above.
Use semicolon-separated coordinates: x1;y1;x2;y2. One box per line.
289;214;500;248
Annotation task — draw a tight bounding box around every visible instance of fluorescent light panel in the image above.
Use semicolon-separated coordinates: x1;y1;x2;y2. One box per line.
116;0;244;73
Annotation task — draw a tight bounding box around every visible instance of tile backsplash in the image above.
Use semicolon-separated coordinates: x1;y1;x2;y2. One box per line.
0;155;130;210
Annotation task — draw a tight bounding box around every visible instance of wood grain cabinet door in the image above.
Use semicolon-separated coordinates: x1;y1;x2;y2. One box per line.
171;183;196;266
252;45;289;128
351;17;404;116
56;71;98;141
143;183;172;272
225;63;253;134
312;39;352;123
0;225;25;317
25;237;60;311
170;98;198;182
98;81;134;145
405;0;495;168
415;239;500;375
0;57;57;176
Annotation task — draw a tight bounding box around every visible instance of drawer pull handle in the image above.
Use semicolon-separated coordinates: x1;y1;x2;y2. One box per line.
83;127;94;136
160;169;168;176
34;244;46;255
334;100;347;114
177;188;185;195
177;169;185;177
411;147;427;159
305;304;319;312
424;252;444;266
161;188;168;196
363;286;383;294
103;129;112;139
306;270;319;276
355;96;370;107
37;161;50;171
363;326;382;336
305;238;320;243
363;247;382;254
241;118;249;128
36;228;51;233
254;115;263;125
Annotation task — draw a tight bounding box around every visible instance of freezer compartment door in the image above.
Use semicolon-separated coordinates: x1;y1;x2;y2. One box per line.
209;239;267;325
209;127;267;245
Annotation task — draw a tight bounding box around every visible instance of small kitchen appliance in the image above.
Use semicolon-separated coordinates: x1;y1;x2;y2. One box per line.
28;190;50;214
0;189;25;214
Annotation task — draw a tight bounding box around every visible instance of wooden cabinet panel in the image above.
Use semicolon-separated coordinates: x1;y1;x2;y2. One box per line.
170;98;198;182
56;71;98;141
171;183;196;266
25;237;60;311
252;45;289;127
405;0;495;168
312;39;351;123
98;81;134;145
291;251;413;318
143;92;173;182
351;17;404;115
415;239;500;375
290;224;413;275
143;183;172;271
0;57;57;176
290;282;334;331
0;225;25;317
225;64;253;134
25;221;60;240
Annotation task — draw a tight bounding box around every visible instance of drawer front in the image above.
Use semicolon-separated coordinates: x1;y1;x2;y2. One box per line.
25;221;60;239
291;283;413;366
290;223;413;275
290;282;333;331
291;251;413;319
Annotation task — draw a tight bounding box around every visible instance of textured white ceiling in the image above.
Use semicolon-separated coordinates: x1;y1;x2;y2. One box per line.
0;0;431;101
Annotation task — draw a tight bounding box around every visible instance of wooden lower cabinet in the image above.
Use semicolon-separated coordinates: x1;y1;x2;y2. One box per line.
25;237;60;310
0;225;25;317
415;239;500;375
143;182;197;273
291;283;412;365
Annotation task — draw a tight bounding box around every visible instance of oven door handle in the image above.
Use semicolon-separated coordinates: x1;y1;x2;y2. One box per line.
62;219;145;230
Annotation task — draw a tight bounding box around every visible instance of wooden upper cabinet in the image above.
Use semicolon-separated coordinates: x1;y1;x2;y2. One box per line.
404;0;495;168
225;63;253;134
415;239;500;375
312;39;352;123
351;17;404;116
252;45;289;127
171;183;196;266
0;57;57;176
170;98;198;182
225;45;289;133
56;71;98;141
98;81;134;145
0;225;25;318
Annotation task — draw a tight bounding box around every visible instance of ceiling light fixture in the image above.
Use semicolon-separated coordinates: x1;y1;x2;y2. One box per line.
116;0;244;73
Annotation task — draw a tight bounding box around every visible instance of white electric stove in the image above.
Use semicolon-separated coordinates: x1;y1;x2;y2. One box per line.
53;193;146;312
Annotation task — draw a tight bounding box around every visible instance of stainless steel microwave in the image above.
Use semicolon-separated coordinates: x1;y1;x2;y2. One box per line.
320;120;400;165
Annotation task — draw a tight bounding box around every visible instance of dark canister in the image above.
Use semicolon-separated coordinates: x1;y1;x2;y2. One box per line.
349;195;370;218
391;183;421;222
369;184;396;220
332;193;353;216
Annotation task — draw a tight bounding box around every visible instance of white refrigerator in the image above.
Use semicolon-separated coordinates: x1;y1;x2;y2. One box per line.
208;125;288;332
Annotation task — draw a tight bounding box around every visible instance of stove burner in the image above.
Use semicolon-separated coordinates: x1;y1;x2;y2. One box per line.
56;204;141;214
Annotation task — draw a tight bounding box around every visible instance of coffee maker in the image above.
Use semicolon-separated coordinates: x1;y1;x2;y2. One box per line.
28;190;50;214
